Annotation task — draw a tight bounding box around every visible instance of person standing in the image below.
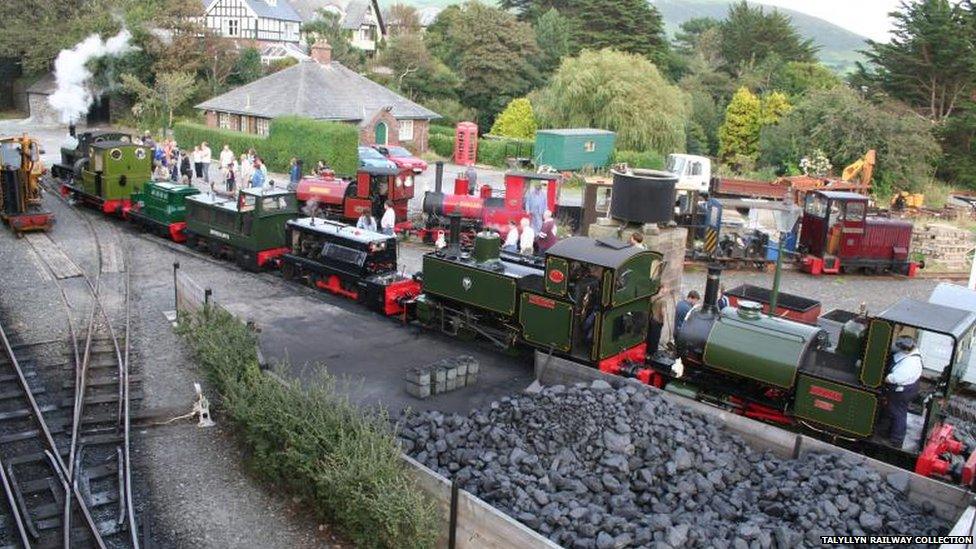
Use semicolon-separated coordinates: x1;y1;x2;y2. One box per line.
380;201;396;235
502;220;519;252
200;141;213;185
192;145;203;183
225;161;237;193
716;285;729;310
251;160;266;188
239;150;254;187
518;217;535;255
219;144;235;171
535;210;558;253
884;336;923;448
464;165;478;195
179;150;192;185
289;158;303;190
674;290;700;334
525;183;547;232
356;211;377;232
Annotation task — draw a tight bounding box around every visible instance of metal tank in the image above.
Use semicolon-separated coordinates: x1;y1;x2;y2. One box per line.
609;168;677;224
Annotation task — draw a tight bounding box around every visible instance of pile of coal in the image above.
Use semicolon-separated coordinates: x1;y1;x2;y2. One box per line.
398;381;948;548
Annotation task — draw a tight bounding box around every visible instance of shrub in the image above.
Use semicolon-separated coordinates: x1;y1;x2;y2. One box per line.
429;124;455;138
426;131;534;168
489;98;537;139
429;133;454;158
174;117;359;176
177;310;437;548
610;150;665;170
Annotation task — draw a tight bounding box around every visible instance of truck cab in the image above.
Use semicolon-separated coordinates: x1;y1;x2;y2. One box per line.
665;153;711;193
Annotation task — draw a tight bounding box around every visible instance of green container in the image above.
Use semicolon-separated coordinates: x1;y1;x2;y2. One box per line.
82;142;152;201
794;374;878;437
702;309;825;389
473;232;501;263
422;255;519;316
131;181;200;225
533;129;616;171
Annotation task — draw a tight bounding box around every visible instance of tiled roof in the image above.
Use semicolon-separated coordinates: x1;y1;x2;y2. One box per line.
288;0;380;29
195;59;440;121
202;0;302;22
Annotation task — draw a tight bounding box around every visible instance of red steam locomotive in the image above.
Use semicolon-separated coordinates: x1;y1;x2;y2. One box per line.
294;165;415;230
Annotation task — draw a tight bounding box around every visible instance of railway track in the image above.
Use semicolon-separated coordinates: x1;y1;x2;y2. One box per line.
10;195;141;548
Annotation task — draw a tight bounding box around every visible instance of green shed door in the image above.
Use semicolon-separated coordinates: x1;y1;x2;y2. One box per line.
520;293;573;351
375;122;388;145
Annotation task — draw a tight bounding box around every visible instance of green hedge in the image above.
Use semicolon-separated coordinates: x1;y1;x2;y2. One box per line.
428;131;535;169
429;133;454;159
177;310;437;548
174;116;358;176
429;124;455;138
611;149;665;170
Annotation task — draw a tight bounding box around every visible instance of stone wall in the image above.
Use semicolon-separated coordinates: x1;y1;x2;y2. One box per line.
27;93;60;125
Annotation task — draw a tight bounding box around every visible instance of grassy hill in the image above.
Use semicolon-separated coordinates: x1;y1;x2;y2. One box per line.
381;0;868;74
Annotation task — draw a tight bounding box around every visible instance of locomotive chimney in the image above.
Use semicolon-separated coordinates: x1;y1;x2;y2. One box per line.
703;264;722;313
435;161;444;193
68;124;76;138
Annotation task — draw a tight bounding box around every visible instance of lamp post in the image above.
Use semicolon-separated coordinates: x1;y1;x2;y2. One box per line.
768;201;801;317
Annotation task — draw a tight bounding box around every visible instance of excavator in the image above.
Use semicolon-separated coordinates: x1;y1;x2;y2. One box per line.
841;149;875;187
0;134;54;235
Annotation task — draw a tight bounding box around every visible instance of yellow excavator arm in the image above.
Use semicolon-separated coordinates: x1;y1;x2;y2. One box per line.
841;149;875;185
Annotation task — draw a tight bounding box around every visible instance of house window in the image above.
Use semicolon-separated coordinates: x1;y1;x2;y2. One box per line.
218;112;230;129
228;19;239;36
584;140;596;152
256;118;270;136
398;119;414;141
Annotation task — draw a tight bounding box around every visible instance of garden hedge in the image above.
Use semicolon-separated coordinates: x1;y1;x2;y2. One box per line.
174;116;358;176
177;310;437;548
611;149;665;170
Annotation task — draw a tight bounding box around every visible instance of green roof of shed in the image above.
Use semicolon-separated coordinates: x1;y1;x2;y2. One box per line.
536;128;615;136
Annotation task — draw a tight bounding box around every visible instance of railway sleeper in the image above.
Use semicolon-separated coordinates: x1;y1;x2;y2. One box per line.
59;390;143;408
0;404;57;421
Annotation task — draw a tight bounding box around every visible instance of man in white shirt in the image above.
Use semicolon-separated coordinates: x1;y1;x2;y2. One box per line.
518;217;535;255
502;220;519;252
884;335;923;448
200;142;213;184
380;201;397;235
219;144;235;169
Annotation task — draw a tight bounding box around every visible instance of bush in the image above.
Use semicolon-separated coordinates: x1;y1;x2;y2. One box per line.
426;131;534;168
429;133;454;158
489;98;537;139
429;124;455;138
610;150;665;170
174;116;359;176
177;310;437;548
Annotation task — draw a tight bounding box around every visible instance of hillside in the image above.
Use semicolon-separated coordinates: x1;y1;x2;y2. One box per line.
381;0;869;74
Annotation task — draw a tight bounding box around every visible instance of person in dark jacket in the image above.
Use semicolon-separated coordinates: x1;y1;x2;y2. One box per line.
535;210;558;252
674;290;700;335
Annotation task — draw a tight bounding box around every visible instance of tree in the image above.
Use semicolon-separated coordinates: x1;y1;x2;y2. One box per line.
533;9;577;73
121;70;196;132
760;87;941;193
858;0;976;123
533;48;688;153
771;61;841;98
760;91;791;125
228;48;263;87
302;10;364;70
426;2;541;128
385;3;421;36
718;87;762;165
674;17;720;56
374;33;460;102
563;0;669;64
718;1;818;76
489;98;537;138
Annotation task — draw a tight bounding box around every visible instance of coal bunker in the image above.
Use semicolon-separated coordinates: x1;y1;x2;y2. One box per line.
398;381;948;548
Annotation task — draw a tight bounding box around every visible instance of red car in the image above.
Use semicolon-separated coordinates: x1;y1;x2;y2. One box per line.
373;145;428;174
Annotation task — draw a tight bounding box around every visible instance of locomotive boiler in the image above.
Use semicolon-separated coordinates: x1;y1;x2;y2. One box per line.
420;165;560;239
294;165;414;229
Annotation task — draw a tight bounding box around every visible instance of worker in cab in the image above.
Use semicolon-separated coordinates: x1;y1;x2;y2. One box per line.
884;335;923;448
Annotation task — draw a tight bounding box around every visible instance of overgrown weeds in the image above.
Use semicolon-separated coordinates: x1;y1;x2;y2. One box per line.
177;309;438;548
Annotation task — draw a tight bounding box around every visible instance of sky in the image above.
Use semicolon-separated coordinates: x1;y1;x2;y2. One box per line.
758;0;902;42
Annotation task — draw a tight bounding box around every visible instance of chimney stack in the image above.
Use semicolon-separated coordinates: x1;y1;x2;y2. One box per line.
310;39;332;65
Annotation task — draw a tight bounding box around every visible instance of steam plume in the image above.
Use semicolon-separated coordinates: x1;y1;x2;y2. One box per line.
48;30;133;125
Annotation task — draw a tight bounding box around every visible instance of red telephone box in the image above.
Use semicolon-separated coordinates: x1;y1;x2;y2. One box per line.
454;122;478;166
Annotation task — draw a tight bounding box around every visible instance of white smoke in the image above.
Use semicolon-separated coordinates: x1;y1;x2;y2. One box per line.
48;29;133;125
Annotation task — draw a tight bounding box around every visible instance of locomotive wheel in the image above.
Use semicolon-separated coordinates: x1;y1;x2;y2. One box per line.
281;262;295;281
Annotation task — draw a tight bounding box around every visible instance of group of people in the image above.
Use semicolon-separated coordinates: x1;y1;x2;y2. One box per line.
355;202;398;236
143;132;280;193
502;210;558;255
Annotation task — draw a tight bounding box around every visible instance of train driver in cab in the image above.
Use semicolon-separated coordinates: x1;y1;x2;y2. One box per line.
884;335;923;448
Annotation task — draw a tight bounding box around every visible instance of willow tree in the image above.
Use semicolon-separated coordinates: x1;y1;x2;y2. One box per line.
533;48;688;153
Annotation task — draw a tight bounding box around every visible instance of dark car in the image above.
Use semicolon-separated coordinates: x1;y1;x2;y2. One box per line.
373;145;428;174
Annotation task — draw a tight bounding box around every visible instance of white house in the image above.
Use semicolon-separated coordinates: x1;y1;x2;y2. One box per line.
289;0;385;53
200;0;303;45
